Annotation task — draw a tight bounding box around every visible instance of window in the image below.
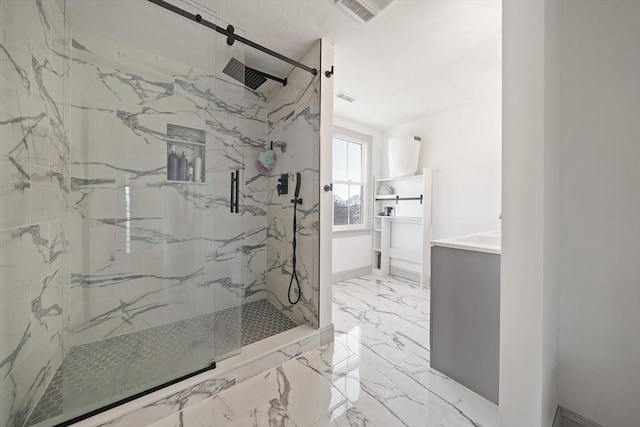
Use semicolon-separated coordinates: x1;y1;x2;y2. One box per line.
333;132;368;229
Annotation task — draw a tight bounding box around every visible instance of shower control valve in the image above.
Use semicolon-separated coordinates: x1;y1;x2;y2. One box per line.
277;174;289;196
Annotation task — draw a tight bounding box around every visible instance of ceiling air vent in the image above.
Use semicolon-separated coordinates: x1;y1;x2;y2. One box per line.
336;91;358;103
335;0;395;23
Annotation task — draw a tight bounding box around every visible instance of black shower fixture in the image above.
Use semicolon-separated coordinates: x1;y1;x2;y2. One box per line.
277;174;289;196
223;58;287;90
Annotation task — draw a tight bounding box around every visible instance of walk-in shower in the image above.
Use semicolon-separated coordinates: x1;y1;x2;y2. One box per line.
0;0;322;425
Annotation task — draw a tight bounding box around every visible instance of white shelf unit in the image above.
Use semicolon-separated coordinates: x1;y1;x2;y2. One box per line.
372;168;432;287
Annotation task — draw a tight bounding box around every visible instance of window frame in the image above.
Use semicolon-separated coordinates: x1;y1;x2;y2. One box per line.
332;128;371;232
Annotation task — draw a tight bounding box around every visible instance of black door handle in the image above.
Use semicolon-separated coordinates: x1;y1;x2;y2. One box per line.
230;171;235;213
234;169;240;214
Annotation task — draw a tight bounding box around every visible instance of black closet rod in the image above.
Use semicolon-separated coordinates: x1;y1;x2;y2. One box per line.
146;0;318;76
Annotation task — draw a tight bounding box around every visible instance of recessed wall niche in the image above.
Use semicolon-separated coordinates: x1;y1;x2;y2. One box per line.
167;124;206;183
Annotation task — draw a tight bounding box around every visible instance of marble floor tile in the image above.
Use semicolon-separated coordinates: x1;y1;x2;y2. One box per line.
208;355;347;427
311;401;376;427
390;355;498;427
149;275;498;427
225;399;299;427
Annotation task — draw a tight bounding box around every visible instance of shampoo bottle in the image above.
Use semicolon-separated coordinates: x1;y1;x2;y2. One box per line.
194;155;202;182
178;152;188;181
168;145;179;180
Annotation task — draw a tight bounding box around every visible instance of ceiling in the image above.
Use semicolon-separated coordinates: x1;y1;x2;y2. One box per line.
67;0;501;131
202;0;502;130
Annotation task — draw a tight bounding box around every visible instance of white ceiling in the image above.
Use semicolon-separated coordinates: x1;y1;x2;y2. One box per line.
203;0;502;130
67;0;501;131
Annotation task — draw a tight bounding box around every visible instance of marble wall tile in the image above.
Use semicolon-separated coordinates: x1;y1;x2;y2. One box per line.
72;28;118;59
70;175;117;220
167;124;205;144
0;337;58;427
266;251;318;328
265;42;321;328
29;272;64;357
69;105;119;179
0;224;50;302
115;42;208;78
65;27;273;348
0;291;32;382
71;50;120;110
1;2;71;424
31;166;68;224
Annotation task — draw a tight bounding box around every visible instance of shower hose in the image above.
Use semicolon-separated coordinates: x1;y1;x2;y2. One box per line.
289;198;302;305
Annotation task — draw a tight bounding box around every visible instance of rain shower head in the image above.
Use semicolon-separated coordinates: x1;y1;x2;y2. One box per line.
223;58;267;90
222;57;287;90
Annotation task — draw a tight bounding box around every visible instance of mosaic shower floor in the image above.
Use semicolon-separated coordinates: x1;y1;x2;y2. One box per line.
26;299;297;426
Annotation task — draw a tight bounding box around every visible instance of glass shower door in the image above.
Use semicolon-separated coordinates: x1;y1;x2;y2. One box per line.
60;0;225;421
209;17;248;361
0;0;244;425
0;0;254;423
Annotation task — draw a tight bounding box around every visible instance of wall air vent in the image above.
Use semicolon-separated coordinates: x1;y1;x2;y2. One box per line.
336;91;358;103
334;0;396;23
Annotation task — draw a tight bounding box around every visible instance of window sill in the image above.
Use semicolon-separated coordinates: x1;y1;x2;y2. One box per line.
332;227;372;237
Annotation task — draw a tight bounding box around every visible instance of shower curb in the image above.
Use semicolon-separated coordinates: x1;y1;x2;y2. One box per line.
68;325;322;427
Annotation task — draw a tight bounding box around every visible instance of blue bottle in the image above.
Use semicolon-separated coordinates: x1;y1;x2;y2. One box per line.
168;145;178;180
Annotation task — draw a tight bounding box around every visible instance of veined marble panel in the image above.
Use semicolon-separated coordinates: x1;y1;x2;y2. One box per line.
30;260;64;353
31;166;69;224
0;1;71;424
242;222;267;304
0;224;50;302
266;251;318;328
0;333;60;427
70;175;117;220
0;290;32;382
265;41;321;329
115;42;210;79
243;147;267;215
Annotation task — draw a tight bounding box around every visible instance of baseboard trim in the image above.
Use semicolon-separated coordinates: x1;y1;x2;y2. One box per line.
553;407;563;427
332;266;372;283
554;406;603;427
389;266;421;283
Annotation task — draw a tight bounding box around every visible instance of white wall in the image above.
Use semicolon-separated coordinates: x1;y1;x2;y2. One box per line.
557;1;640;426
500;1;550;424
381;0;502;241
332;233;373;274
383;93;502;240
502;1;640;426
331;116;384;278
320;40;336;329
542;0;561;423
